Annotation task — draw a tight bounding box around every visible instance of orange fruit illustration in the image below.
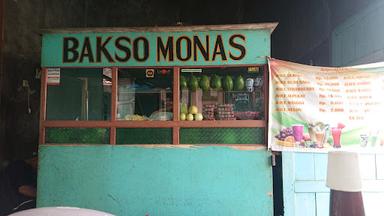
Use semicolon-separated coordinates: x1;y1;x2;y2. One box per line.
284;136;295;143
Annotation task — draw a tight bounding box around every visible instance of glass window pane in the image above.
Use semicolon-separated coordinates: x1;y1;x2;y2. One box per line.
117;68;173;120
45;128;110;144
46;68;111;120
179;66;264;121
116;128;172;144
180;128;264;144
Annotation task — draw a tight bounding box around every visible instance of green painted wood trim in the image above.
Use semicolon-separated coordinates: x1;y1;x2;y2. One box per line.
42;29;271;67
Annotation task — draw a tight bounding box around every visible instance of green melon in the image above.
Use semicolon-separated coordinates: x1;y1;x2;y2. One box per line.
199;75;210;91
210;75;222;90
189;76;199;91
234;75;245;91
180;76;188;89
223;75;233;91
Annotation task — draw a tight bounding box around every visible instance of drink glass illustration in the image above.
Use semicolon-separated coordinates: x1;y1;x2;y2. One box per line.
369;130;380;147
331;127;342;148
292;124;304;143
315;131;325;148
308;124;317;144
360;134;368;147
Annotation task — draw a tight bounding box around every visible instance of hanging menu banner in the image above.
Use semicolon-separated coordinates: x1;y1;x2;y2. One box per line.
268;58;384;152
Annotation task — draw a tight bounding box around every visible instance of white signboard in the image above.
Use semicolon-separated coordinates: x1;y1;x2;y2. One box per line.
47;68;60;85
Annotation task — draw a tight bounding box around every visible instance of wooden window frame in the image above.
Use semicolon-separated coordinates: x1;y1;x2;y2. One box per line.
39;64;268;146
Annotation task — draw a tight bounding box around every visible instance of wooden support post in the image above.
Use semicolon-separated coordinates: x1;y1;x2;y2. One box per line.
39;69;47;144
173;68;180;145
263;64;269;146
173;67;180;121
110;67;118;145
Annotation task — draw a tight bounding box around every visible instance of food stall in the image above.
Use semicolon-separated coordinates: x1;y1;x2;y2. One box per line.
37;23;277;215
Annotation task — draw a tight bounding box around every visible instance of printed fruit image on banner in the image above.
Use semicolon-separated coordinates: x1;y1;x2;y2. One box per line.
268;58;384;153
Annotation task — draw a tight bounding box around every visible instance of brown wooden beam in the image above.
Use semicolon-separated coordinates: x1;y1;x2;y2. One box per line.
43;120;111;128
263;64;269;146
110;67;118;144
177;120;265;128
173;127;180;145
42;119;265;129
173;67;180;121
39;69;48;144
172;67;180;144
41;143;267;149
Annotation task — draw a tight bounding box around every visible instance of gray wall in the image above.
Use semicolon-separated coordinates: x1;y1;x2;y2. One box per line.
272;0;382;66
332;0;384;66
2;0;86;160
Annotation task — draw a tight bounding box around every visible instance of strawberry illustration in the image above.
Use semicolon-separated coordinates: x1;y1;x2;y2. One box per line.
337;123;345;129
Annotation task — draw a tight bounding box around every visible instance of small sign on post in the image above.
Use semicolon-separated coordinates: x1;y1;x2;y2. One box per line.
146;69;155;78
47;68;60;85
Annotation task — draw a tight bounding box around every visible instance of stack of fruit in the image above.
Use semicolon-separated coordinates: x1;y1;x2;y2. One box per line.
180;74;246;92
202;104;217;120
234;111;259;120
180;105;204;121
216;104;235;120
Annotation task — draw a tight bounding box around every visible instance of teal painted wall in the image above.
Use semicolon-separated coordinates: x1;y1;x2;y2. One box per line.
37;145;273;216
